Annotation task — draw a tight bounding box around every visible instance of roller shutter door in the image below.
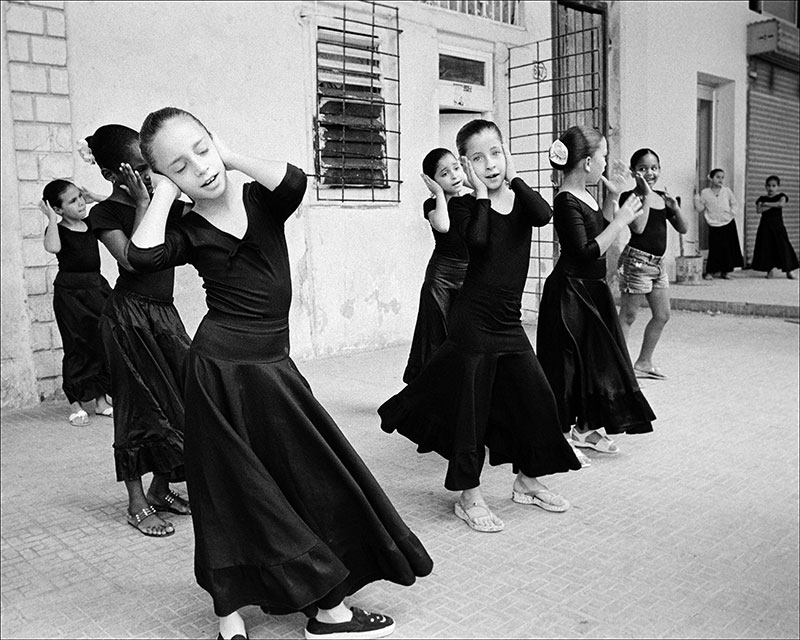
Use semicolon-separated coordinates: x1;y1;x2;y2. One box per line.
744;61;800;265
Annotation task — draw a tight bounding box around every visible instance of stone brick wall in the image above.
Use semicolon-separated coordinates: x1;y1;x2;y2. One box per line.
4;0;73;401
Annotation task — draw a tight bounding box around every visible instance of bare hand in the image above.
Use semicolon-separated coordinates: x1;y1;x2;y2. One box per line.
600;160;632;196
502;143;517;182
148;170;181;201
77;186;103;204
615;192;644;225
210;132;233;169
118;163;151;206
461;156;488;199
38;198;58;221
421;174;444;197
662;187;679;210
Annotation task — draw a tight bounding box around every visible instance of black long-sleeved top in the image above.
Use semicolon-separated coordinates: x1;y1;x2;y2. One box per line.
127;165;307;321
448;177;551;294
552;191;608;280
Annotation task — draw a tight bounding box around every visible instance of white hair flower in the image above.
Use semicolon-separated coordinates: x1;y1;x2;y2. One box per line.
548;139;568;167
76;138;95;165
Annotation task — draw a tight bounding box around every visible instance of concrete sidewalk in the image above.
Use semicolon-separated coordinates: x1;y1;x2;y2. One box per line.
2;311;799;639
669;269;799;318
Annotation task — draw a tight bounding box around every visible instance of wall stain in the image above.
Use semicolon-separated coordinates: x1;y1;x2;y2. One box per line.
340;298;355;319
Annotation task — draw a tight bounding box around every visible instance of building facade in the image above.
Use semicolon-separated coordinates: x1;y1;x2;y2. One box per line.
2;0;798;409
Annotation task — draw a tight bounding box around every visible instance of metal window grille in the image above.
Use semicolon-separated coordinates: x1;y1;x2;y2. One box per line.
508;2;605;314
314;1;401;202
419;0;521;25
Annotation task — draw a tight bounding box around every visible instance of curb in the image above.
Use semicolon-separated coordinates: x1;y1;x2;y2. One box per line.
669;297;800;319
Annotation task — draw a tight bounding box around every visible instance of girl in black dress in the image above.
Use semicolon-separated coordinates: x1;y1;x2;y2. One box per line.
40;179;113;426
403;148;469;383
86;125;192;538
379;120;580;535
128;107;432;640
537;126;655;462
752;175;798;279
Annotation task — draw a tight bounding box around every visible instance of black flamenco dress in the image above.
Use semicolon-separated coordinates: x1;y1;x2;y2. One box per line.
52;221;112;404
402;198;469;383
379;178;581;492
90;199;190;482
751;193;799;274
128;165;432;618
536;192;655;435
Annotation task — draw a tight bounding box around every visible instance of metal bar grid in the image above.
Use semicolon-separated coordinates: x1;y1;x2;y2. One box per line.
314;1;401;202
507;3;605;314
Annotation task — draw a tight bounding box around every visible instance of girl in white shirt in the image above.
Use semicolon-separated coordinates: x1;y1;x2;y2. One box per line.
695;168;743;279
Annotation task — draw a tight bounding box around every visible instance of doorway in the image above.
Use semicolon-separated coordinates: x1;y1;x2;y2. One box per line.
696;83;715;253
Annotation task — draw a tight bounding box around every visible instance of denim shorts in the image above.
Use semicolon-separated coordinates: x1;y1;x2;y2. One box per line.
618;245;669;294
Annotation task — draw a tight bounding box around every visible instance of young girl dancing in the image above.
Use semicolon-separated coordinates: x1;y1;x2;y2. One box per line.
40;179;113;426
379;119;580;534
617;148;688;381
402;148;470;383
751;175;798;280
127;107;432;640
536;127;655;461
695;169;743;279
86;125;191;538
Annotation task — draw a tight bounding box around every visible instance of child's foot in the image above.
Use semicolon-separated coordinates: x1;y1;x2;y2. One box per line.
454;500;504;533
126;506;175;537
218;611;247;640
69;409;90;426
766;269;773;279
512;476;570;512
305;607;395;639
571;428;619;454
146;488;191;515
95;395;113;416
787;271;795;280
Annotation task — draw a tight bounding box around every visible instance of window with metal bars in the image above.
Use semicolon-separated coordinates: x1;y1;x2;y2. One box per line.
419;0;521;26
314;1;401;202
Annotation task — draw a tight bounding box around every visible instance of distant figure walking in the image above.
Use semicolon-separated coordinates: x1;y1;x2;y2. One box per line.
695;168;743;279
751;175;798;280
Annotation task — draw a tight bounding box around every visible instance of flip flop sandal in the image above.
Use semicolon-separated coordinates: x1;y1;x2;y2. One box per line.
454;501;504;533
634;366;668;380
95;407;113;417
512;489;571;512
127;505;175;537
68;409;89;426
571;429;619;454
149;489;191;515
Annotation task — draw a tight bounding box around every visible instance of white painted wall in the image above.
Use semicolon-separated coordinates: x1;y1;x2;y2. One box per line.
615;0;755;276
66;0;549;360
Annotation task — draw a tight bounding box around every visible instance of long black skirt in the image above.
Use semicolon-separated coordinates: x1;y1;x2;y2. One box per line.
706;220;743;274
536;271;655;435
402;253;467;384
52;271;112;404
381;341;581;491
99;288;190;482
751;212;799;273
185;312;433;617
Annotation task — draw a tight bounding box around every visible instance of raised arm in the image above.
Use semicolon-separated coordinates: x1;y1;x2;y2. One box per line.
662;189;688;234
39;199;61;254
454;156;490;250
556;193;642;261
421;174;450;233
509;177;551;227
129;169;181;249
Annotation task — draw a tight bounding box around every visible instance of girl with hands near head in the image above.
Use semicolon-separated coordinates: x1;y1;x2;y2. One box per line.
85;124;192;540
39;179;113;427
403;149;470;383
537;126;655;465
617;148;688;381
128;107;432;640
381;119;580;536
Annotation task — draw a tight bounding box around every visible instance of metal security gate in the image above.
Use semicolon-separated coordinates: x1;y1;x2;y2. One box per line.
508;1;606;316
744;57;800;265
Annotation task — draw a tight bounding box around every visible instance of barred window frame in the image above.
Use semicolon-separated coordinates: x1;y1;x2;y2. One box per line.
313;1;402;203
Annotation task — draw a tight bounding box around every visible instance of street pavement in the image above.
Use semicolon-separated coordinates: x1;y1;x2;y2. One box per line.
2;309;799;639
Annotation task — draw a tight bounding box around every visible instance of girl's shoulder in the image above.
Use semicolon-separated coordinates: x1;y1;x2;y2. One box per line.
555;189;598;212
